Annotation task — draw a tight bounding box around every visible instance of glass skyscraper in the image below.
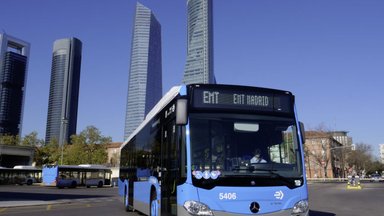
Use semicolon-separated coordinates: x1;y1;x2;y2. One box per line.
124;3;162;140
45;38;82;145
0;33;30;136
183;0;215;84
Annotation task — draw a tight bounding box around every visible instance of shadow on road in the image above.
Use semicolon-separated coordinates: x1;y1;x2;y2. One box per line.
0;191;109;201
309;210;336;216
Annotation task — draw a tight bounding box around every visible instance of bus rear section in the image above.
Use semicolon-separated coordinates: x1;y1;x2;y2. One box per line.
43;165;111;188
42;165;79;188
119;84;308;215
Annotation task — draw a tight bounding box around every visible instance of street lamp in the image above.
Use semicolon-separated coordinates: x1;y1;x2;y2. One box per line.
60;117;68;165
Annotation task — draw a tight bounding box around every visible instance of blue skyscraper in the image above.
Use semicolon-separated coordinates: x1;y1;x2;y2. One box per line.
45;38;82;145
183;0;215;84
124;2;162;140
0;33;30;136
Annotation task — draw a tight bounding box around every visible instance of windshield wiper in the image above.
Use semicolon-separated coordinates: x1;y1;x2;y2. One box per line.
252;169;297;188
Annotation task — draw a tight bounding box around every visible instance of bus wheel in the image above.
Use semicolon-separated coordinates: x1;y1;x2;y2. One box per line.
150;189;157;216
26;179;33;185
97;181;103;188
71;181;77;188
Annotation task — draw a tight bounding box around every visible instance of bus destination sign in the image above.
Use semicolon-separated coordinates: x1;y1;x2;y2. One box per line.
192;88;292;113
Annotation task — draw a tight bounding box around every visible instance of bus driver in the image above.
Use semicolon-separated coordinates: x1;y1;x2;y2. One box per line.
250;149;267;164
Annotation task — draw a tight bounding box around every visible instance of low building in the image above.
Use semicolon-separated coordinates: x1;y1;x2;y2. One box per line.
304;131;346;178
0;144;34;167
106;142;122;167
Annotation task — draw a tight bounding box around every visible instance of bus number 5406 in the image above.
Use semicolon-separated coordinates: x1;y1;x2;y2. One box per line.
219;192;237;200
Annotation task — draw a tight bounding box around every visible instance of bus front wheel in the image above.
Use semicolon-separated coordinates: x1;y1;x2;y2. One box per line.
150;189;158;216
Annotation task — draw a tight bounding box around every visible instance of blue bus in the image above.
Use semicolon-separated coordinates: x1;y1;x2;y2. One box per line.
42;164;111;188
119;84;308;216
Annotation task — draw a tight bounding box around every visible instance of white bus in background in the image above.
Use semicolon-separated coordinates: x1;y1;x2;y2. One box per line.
0;165;41;185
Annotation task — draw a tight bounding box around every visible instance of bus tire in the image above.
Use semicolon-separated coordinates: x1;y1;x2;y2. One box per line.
150;188;157;216
26;179;33;185
97;181;103;188
70;181;77;188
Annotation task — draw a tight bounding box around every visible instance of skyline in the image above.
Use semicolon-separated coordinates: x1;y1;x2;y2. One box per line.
183;0;215;84
45;37;82;145
0;33;29;136
0;0;383;154
124;2;162;140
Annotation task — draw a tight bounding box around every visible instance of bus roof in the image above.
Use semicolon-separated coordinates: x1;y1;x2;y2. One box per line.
43;165;111;172
120;83;295;151
120;85;182;150
13;165;40;170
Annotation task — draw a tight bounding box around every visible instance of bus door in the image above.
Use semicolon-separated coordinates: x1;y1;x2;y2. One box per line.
161;121;178;216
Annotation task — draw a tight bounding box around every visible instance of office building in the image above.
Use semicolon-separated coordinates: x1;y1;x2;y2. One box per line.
380;144;384;164
124;3;162;140
330;131;353;147
0;33;30;136
183;0;215;84
45;38;82;145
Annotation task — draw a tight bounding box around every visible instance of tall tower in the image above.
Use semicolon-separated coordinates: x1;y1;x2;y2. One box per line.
182;0;215;84
45;38;82;145
380;144;384;164
124;3;162;140
0;33;30;136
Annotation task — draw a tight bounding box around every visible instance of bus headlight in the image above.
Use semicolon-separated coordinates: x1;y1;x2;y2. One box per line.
183;200;213;216
292;200;309;214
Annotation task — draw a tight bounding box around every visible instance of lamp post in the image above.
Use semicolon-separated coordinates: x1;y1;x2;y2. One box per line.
60;117;68;165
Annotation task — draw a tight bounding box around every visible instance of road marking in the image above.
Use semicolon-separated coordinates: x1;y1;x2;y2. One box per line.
46;205;52;211
0;208;7;213
86;204;91;207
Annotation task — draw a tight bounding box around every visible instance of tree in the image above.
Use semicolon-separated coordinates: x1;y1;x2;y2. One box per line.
35;138;61;166
0;134;20;145
64;126;112;165
22;131;43;147
21;131;46;166
345;143;372;175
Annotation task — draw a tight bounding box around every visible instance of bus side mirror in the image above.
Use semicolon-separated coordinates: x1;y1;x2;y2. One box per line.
299;122;305;143
176;98;188;125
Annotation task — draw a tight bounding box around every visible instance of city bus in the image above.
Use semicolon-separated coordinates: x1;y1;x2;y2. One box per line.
0;165;41;185
119;84;308;216
42;164;112;188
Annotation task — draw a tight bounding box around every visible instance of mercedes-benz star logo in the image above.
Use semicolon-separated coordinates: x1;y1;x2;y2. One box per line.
249;202;260;213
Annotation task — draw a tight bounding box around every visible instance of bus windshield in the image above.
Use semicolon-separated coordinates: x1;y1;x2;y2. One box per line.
189;113;303;188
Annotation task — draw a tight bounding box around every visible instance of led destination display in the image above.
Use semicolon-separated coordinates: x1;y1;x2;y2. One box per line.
191;87;293;113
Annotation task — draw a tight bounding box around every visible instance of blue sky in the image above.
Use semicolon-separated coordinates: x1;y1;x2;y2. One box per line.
1;0;383;155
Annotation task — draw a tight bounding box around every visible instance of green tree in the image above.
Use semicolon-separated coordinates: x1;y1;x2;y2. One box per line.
21;131;45;166
0;134;20;146
22;131;43;147
36;138;61;166
64;126;111;165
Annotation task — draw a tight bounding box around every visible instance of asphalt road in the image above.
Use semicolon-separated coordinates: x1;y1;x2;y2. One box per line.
308;182;384;216
1;182;384;216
